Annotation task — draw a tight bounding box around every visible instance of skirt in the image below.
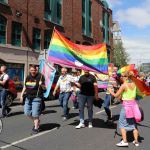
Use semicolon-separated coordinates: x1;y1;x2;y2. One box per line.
119;107;137;131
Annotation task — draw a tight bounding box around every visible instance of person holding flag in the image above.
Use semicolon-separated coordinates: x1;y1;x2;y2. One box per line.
108;71;141;147
20;65;46;135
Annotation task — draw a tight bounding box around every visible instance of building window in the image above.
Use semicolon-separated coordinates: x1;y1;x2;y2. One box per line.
102;0;110;44
11;22;22;46
82;0;92;37
44;29;53;49
0;0;8;4
0;15;7;44
33;28;41;51
44;0;62;25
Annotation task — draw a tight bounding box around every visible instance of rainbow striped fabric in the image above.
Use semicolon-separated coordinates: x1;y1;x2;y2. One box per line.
25;82;36;89
48;29;108;74
117;64;135;75
131;76;150;100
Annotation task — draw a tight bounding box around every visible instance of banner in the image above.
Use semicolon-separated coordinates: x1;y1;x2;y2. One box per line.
39;59;56;98
48;29;108;74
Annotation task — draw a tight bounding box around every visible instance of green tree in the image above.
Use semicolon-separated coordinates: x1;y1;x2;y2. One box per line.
113;41;129;67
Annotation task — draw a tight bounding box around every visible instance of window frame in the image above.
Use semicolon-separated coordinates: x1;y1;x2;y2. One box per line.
82;0;92;37
0;15;7;44
44;0;62;25
11;21;22;47
32;28;41;51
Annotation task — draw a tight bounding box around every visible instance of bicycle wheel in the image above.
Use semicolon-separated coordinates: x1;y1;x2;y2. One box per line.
0;118;3;134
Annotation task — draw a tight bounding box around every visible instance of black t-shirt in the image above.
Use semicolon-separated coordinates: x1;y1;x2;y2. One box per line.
79;74;97;96
25;73;45;99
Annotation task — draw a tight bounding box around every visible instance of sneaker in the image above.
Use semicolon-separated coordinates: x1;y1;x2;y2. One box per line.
72;106;75;109
133;141;139;147
116;140;128;147
63;117;68;121
75;123;85;129
31;128;39;135
88;122;93;128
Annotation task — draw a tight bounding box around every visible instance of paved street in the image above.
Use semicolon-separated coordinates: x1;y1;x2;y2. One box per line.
0;93;150;150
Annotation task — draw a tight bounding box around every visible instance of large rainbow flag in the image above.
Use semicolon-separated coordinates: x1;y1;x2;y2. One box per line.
48;29;108;74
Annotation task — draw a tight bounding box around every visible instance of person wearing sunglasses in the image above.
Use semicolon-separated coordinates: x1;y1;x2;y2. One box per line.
108;72;140;147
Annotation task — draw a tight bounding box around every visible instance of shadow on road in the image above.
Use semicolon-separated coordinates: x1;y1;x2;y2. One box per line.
42;110;57;115
40;123;60;132
8;111;24;117
69;113;79;119
68;118;117;129
137;123;150;128
46;104;60;108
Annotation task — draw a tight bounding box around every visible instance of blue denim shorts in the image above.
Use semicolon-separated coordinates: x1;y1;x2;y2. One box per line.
24;97;42;117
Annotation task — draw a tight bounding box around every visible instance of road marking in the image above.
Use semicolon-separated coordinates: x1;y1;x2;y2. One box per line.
0;127;58;149
95;105;117;115
1;103;118;149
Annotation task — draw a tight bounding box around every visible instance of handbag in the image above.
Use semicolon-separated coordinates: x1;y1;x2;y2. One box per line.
93;98;104;108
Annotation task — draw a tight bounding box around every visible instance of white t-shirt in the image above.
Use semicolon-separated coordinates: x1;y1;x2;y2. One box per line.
0;73;9;81
57;74;72;93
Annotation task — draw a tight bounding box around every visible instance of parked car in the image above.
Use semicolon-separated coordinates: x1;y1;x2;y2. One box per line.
6;79;17;106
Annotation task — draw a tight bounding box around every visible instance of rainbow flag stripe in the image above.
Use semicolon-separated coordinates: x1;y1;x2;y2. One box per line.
131;76;150;100
48;29;108;74
26;82;36;89
117;64;135;75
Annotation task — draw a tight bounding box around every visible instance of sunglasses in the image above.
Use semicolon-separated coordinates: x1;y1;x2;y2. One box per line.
121;76;127;77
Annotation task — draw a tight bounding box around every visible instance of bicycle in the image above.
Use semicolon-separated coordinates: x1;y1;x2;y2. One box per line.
0;118;3;134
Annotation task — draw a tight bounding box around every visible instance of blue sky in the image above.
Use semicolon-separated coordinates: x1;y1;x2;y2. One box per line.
107;0;150;65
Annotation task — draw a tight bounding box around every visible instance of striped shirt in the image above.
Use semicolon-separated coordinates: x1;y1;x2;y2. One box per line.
106;76;118;94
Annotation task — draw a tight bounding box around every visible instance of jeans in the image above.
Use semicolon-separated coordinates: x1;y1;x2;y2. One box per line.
24;97;42;117
59;92;71;117
78;94;94;124
0;89;7;116
104;94;112;119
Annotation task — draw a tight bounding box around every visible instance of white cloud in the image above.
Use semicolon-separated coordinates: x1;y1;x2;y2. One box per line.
123;37;150;64
115;0;150;28
107;0;122;8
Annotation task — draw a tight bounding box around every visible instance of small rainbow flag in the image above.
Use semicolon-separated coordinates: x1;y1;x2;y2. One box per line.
131;76;150;100
117;64;135;75
48;29;108;74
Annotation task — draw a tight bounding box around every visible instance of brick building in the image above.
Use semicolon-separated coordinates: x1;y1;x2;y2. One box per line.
0;0;113;83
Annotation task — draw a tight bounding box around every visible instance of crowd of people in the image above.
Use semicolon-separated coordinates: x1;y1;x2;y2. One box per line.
0;64;149;147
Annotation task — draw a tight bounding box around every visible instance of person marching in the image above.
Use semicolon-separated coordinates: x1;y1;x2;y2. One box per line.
70;70;80;109
53;68;72;121
20;65;46;134
104;69;118;123
75;70;98;129
0;65;11;118
109;71;140;147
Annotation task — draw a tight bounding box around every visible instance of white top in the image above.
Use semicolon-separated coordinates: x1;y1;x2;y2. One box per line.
56;74;72;93
0;73;9;81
